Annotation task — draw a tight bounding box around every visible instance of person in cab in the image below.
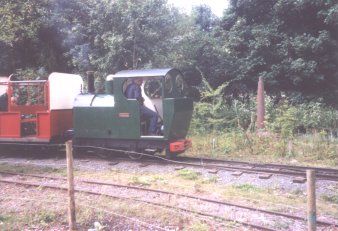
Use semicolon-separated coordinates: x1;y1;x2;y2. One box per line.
125;77;158;135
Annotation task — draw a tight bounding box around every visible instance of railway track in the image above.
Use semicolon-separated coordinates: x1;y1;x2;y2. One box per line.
179;156;338;174
103;154;338;182
1;144;338;182
174;156;338;182
0;171;337;230
72;145;338;182
0;150;338;183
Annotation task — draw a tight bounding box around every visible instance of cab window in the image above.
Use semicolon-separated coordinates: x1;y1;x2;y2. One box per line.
175;74;187;97
164;74;173;95
144;78;163;99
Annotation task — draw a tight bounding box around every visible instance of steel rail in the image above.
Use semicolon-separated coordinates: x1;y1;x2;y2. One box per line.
71;145;338;181
72;145;338;181
112;156;338;182
201;163;338;181
0;178;276;231
178;156;338;174
0;171;337;227
175;157;338;182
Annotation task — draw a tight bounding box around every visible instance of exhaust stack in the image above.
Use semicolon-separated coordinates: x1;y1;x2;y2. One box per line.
86;71;95;94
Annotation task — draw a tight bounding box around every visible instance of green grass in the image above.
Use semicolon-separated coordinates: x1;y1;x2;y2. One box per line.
0;163;66;175
321;194;338;204
177;169;201;180
0;215;15;231
186;132;338;167
200;176;218;184
184;221;209;231
0;215;10;222
233;184;263;193
36;211;57;224
129;176;151;186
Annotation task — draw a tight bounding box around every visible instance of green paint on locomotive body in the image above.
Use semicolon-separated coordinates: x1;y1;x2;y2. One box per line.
73;68;193;144
163;98;193;140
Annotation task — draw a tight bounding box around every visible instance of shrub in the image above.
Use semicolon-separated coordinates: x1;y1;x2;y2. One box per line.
191;94;338;137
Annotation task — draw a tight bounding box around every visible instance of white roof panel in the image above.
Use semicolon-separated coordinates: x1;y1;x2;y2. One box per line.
106;68;180;81
49;73;83;110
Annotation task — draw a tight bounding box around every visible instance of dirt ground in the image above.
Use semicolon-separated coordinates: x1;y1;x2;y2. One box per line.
0;153;337;230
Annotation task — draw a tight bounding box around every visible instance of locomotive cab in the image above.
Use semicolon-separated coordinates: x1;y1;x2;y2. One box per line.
73;68;193;157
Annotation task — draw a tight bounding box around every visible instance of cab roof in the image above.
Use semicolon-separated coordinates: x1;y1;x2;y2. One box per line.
107;68;180;80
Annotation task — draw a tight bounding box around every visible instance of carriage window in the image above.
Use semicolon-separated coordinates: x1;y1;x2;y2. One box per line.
11;83;45;106
144;78;162;99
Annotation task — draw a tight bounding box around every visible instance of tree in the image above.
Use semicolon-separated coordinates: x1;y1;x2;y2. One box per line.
0;0;48;74
219;0;338;105
66;0;182;74
0;0;85;74
162;5;225;88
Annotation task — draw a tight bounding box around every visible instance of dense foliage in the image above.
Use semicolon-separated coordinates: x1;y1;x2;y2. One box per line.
191;92;338;136
220;0;338;105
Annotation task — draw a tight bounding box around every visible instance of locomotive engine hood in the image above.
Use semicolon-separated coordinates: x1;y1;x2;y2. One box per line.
74;94;115;107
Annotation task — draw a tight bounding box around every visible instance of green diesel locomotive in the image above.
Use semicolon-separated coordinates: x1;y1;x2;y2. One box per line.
73;68;193;158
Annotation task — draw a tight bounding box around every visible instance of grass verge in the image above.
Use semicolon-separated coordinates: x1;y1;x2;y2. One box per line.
185;132;338;167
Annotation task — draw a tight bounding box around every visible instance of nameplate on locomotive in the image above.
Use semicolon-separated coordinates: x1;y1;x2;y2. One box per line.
118;113;130;118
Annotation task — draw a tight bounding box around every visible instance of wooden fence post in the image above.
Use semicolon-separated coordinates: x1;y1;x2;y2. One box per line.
66;141;76;231
307;170;316;231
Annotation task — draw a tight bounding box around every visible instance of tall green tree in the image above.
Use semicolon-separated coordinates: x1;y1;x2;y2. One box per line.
66;0;182;74
0;0;86;74
0;0;48;73
163;5;225;87
220;0;338;105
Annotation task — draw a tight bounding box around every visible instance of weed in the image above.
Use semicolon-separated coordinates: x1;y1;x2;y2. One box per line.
185;221;209;231
194;183;203;193
37;211;57;224
291;189;304;196
201;176;218;184
273;221;290;230
129;176;151;186
0;163;65;175
233;184;262;193
177;169;201;180
321;194;338;204
0;215;9;222
151;175;168;184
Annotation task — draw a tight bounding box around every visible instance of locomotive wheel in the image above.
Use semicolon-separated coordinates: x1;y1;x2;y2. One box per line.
128;150;143;160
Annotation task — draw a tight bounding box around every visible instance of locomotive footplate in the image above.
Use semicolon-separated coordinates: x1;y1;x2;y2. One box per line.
73;137;167;153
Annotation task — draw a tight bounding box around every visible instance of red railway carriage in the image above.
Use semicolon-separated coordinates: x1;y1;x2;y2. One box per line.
0;73;83;144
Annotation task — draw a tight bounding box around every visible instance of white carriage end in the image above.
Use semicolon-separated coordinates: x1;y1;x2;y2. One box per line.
0;77;9;95
48;73;83;110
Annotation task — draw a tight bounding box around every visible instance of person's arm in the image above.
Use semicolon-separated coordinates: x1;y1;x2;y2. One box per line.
134;85;142;99
134;85;144;105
